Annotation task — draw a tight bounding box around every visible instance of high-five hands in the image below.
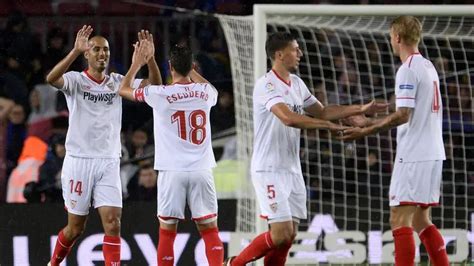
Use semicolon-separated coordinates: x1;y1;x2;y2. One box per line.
138;30;155;61
74;25;93;53
132;40;152;67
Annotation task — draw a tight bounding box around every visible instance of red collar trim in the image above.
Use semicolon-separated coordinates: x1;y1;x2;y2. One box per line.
407;53;420;68
172;81;193;85
271;69;291;87
84;69;105;84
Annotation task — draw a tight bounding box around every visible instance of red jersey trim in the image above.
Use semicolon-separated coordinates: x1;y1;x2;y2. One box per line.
398;201;439;207
407;53;420;68
172;81;193;85
260;215;268;220
271;69;291;87
264;95;283;107
83;69;105;84
192;213;217;221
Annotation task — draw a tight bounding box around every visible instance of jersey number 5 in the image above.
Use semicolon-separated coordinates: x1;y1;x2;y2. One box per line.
432;81;440;113
171;110;207;145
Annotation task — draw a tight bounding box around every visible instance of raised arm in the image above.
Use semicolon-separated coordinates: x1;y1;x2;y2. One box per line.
137;30;162;86
119;40;151;101
46;25;93;89
271;103;348;133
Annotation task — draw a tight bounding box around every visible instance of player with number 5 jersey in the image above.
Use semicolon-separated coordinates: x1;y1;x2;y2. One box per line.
120;41;223;266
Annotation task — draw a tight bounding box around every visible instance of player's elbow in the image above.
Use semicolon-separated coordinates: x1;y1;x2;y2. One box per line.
45;73;56;85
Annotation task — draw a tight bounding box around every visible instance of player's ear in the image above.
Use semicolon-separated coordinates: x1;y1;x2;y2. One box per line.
84;51;89;60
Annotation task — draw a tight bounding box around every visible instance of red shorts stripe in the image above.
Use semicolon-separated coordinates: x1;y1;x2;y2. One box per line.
192;213;217;221
398;201;439;207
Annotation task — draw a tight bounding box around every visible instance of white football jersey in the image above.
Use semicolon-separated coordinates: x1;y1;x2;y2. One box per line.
395;53;446;162
133;82;218;171
60;71;142;158
251;70;319;174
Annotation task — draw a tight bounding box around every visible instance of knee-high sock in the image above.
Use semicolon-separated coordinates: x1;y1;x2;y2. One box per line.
263;240;292;266
232;231;275;266
200;227;224;266
157;228;177;266
50;229;75;266
393;227;415;266
103;235;121;266
419;225;449;266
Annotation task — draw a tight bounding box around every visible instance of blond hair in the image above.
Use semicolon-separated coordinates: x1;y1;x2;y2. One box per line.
390;16;422;46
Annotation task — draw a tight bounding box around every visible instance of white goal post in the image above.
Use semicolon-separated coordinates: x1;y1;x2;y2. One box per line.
218;4;473;264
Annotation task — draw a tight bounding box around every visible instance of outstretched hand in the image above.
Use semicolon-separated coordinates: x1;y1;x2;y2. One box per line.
361;100;389;116
342;114;370;127
74;25;93;53
337;127;370;141
132;40;152;67
138;30;155;61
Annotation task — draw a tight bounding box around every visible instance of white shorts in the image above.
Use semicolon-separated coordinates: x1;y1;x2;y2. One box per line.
389;160;443;207
252;171;307;223
157;170;218;222
61;155;122;215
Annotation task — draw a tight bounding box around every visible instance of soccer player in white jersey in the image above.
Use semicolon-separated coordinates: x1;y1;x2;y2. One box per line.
224;32;387;266
119;41;224;266
45;25;161;266
341;16;449;266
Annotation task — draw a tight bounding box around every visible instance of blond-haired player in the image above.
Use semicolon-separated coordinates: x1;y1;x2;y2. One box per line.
46;26;161;265
341;16;449;266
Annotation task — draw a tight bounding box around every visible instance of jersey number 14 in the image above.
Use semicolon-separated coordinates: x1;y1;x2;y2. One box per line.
171;110;207;145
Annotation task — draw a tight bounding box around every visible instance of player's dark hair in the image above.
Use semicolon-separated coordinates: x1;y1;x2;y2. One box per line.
265;32;296;60
169;45;193;76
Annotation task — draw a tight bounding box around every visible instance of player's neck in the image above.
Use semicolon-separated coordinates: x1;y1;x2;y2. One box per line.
172;74;192;84
399;46;420;63
271;65;291;83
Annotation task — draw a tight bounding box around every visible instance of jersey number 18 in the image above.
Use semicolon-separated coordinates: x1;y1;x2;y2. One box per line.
171;110;207;145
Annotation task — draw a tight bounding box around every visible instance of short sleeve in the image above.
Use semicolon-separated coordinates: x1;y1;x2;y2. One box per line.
206;84;218;106
395;67;417;108
255;79;285;111
299;79;320;108
61;71;81;95
133;85;163;108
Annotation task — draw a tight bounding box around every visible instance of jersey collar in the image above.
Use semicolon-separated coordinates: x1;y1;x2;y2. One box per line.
83;69;106;84
271;69;291;87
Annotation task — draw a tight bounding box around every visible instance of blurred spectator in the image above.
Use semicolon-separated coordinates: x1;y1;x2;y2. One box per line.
37;134;66;202
126;163;157;201
210;89;235;133
6;104;27;177
0;11;41;92
27;84;58;141
6;136;48;203
126;128;154;160
0;97;14;201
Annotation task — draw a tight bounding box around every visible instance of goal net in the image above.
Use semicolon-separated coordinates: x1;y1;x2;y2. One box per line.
217;5;473;264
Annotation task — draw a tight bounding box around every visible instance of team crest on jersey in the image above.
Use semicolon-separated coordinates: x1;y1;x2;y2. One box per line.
266;82;275;92
70;200;77;209
106;82;114;91
270;202;278;213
